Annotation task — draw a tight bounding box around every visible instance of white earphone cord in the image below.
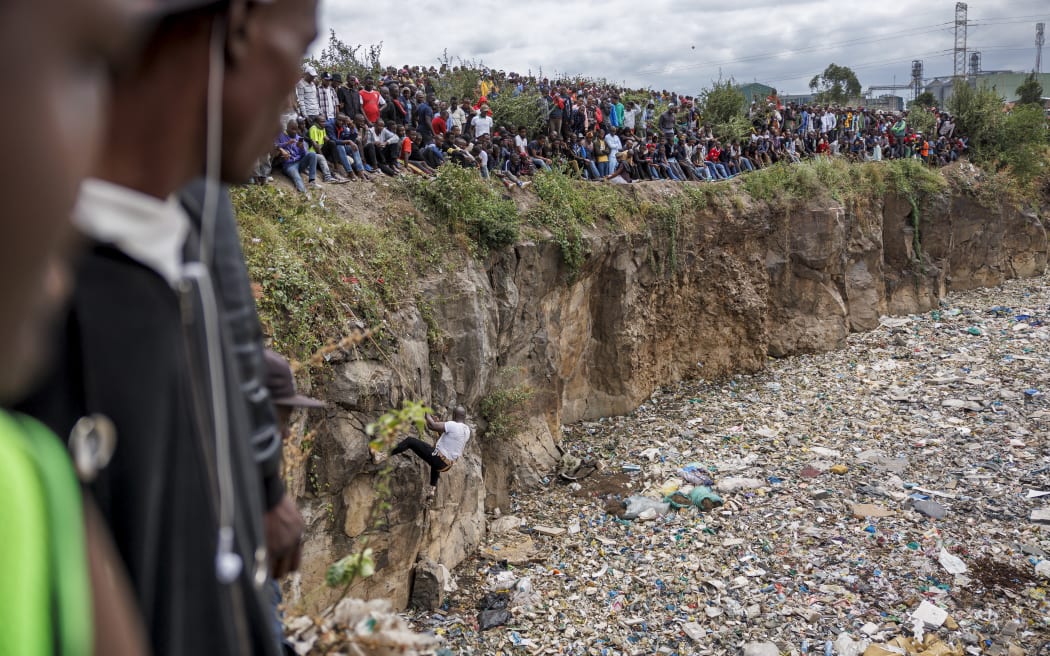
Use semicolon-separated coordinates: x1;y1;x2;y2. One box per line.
201;13;241;585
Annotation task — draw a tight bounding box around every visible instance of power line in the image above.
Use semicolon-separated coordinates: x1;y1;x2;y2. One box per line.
970;14;1050;26
737;50;954;90
638;11;1050;84
636;22;955;76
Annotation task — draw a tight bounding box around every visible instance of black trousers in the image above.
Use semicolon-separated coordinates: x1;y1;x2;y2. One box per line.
392;437;451;487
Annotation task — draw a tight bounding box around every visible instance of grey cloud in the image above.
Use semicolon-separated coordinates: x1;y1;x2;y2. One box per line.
316;0;1049;94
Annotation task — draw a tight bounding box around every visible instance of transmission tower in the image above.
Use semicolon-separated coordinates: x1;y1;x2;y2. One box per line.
911;60;924;100
969;52;981;77
1037;23;1045;74
954;2;968;79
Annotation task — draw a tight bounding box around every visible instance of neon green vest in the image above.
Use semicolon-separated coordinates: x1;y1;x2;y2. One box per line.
0;411;92;655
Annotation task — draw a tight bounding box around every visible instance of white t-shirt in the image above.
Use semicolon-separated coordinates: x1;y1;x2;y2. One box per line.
472;114;493;137
622;108;637;130
436;420;470;461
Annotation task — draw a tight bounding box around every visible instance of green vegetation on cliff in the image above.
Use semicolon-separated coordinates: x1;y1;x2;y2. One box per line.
234;184;449;359
235;157;1046;361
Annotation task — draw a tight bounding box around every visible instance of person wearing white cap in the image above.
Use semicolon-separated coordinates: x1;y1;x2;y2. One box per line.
296;65;320;119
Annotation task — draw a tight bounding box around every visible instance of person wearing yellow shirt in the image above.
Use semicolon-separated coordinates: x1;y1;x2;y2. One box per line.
306;115;350;184
480;76;497;100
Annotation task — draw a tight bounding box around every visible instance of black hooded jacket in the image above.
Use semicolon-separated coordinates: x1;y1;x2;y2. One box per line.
16;181;280;656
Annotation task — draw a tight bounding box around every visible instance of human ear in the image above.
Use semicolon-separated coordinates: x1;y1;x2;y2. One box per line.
224;0;249;64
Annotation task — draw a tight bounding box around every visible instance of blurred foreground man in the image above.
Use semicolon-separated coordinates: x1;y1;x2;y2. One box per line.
17;0;319;654
0;0;152;653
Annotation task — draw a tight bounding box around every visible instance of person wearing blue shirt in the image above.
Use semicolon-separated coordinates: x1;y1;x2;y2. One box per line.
574;138;601;180
274;120;318;193
414;91;434;144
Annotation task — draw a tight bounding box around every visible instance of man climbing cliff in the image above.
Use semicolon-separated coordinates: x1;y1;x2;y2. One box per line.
391;407;471;498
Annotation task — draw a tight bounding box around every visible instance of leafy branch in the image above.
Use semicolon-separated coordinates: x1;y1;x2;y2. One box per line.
321;400;432;611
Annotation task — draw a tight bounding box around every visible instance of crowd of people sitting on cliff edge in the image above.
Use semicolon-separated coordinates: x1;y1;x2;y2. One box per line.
260;63;969;192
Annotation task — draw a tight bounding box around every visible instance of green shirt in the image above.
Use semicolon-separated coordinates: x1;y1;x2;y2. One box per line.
308;124;327;153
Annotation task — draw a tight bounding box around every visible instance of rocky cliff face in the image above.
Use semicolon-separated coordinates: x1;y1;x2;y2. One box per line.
283;182;1046;614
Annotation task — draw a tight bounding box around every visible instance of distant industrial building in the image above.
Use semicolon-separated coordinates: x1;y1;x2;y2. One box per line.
737;82;775;106
780;93;816;106
860;95;905;112
924;71;1050;106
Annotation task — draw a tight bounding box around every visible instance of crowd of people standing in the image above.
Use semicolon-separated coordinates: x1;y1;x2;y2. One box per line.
268;63;969;191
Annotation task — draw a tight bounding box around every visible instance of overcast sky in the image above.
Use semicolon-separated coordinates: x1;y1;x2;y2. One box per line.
316;1;1047;96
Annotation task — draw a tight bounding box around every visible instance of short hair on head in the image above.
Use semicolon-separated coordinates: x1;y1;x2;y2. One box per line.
453;406;466;421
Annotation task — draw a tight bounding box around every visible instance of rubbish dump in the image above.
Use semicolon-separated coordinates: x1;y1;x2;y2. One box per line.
402;276;1050;654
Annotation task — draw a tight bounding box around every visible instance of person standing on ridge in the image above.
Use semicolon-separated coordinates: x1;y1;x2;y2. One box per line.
391;407;471;499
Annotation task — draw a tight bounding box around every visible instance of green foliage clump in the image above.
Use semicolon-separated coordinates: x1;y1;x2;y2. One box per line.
741;163;806;203
479;379;533;441
310;30;383;80
432;51;482;102
366;400;431;453
326;548;375;588
913;91;937;109
489;89;547;135
527;170;589;273
699;78;745;124
907;107;937;139
886;158;948;198
699;78;749;141
948;81;1006;160
644;195;684;275
404;164;520;253
526;167;635;275
948;80;1049;188
717;115;757;144
233;184;438;359
737;157;937;211
997;104;1049;186
1016;74;1044;106
741;157;873;204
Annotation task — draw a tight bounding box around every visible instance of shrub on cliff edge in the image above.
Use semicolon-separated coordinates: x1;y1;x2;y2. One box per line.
404;164;520;254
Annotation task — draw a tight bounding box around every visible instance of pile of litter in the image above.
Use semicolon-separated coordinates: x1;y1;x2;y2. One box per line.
405;276;1050;655
285;597;445;655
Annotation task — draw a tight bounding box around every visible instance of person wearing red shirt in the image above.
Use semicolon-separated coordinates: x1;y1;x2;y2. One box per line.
397;125;412;163
705;141;730;179
359;76;381;124
432;109;447;137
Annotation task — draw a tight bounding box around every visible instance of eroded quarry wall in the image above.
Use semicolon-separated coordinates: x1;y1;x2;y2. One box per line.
283;185;1047;614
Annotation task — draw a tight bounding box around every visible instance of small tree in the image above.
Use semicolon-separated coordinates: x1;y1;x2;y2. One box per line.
809;64;862;105
489;89;546;136
913;91;937;109
431;51;482;103
998;104;1049;184
908;107;937;138
948;80;1005;159
697;78;750;142
1016;73;1044;106
699;78;745;125
310;30;383;80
